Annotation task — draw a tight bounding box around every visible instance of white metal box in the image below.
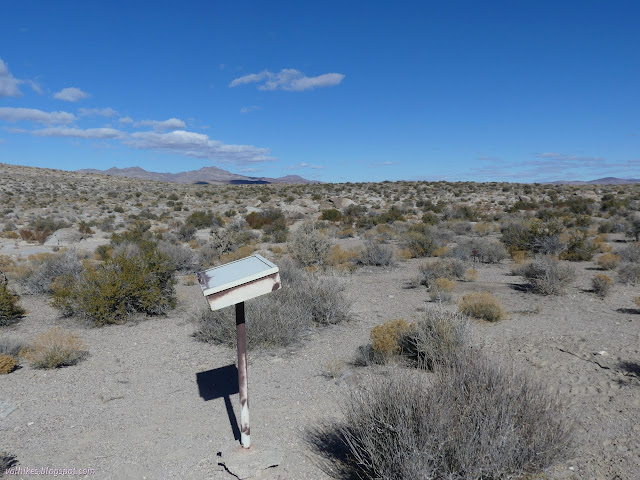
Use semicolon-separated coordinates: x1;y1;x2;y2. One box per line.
196;254;281;311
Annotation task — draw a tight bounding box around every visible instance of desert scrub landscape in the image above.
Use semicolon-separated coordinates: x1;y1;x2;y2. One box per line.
1;162;640;479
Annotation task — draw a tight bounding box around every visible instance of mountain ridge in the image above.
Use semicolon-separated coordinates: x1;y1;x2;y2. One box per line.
76;166;318;185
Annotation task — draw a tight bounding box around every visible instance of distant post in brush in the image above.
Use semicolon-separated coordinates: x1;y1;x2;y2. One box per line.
196;254;281;449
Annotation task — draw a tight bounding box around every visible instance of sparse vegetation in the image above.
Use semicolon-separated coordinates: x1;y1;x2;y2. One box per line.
194;259;351;349
514;256;576;295
19;327;87;369
459;291;506;321
592;273;613;298
52;241;176;325
0;279;25;326
313;352;572;480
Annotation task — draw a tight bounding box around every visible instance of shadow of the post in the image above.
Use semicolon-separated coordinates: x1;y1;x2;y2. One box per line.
196;364;241;443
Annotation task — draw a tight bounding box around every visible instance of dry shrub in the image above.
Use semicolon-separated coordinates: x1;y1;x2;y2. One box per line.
429;277;455;302
358;240;395;267
289;223;331;267
617;262;640;285
0;354;18;374
370;319;414;358
314;353;573;480
593;234;612;253
398;308;471;369
515;256;575;295
634;296;640;308
459;291;505;322
433;246;449;257
22;249;83;294
592;274;613;298
596;253;620;270
19;327;87;369
510;249;528;264
325;245;358;271
194;259;351;350
0;281;25;326
419;258;466;287
218;245;256;265
465;268;479;282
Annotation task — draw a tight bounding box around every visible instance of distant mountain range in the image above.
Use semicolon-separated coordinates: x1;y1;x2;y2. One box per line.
545;177;640;185
76;166;318;185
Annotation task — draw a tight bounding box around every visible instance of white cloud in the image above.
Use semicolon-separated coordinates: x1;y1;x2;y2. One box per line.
230;68;345;91
126;130;274;164
118;116;134;124
0;58;22;97
0;107;76;125
29;127;124;139
240;105;260;114
369;161;394;167
134;118;186;131
78;107;118;117
284;162;324;170
240;167;261;173
26;80;42;94
53;87;90;102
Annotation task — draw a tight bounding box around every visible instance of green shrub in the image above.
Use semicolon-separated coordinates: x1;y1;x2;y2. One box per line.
320;209;343;222
185;210;221;229
245;207;285;229
560;232;596;261
402;224;436;257
52;242;176;325
0;281;25;326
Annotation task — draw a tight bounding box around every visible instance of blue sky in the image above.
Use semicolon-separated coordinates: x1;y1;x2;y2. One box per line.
0;1;638;183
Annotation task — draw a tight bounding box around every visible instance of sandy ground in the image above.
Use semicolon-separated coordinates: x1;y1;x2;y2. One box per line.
2;253;640;479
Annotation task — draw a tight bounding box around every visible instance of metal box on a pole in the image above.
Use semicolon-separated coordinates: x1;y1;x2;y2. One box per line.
196;254;281;448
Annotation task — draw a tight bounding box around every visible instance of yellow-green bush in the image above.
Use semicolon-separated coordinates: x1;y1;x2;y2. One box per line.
52;241;176;326
370;319;414;358
0;354;17;374
459;291;505;322
429;277;455;302
592;274;613;298
0;282;25;326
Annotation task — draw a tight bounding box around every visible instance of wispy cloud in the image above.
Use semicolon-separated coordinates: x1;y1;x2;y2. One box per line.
369;161;394;167
0;107;76;125
230;68;345;91
284;162;324;170
125;130;274;164
464;152;640;182
240;105;260;114
78;107;118;117
240;167;261;173
53;87;90;102
0;58;23;97
118;116;134;124
134;118;186;131
30;127;124;139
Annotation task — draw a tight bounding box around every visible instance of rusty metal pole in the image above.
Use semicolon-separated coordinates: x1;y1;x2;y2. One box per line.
236;301;250;448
